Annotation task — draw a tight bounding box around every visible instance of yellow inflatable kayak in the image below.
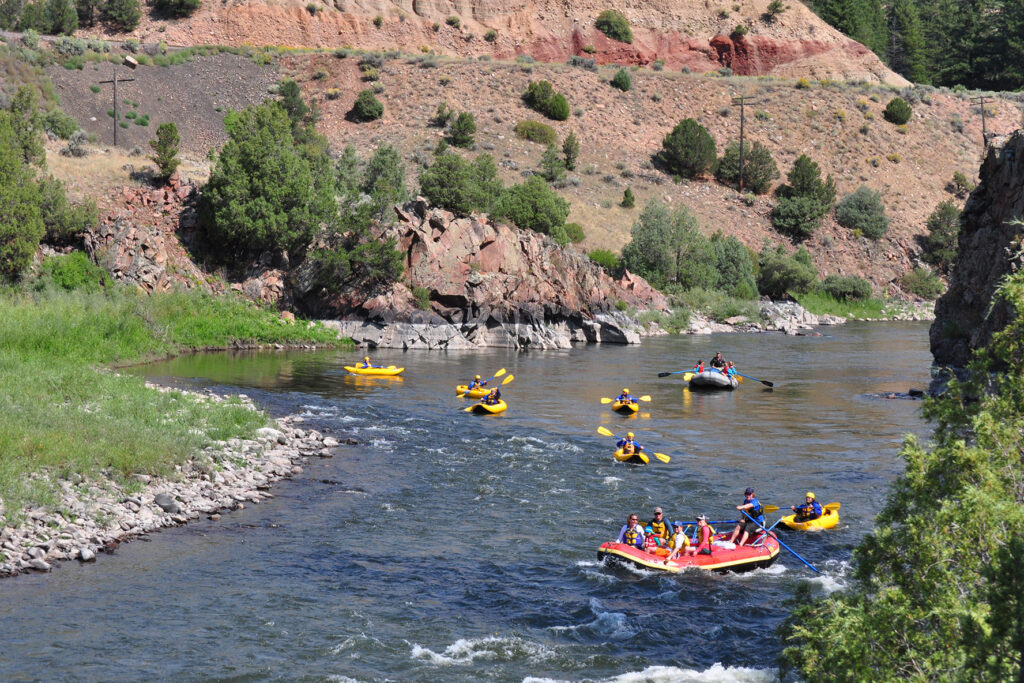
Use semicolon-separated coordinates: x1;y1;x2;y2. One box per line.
456;384;490;399
780;506;840;531
613;448;649;465
611;400;639;414
469;400;507;414
344;365;404;376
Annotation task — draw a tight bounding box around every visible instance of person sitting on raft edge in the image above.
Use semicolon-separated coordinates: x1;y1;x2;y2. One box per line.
616;387;636;404
665;520;691;562
710;352;726;369
686;515;715;556
617;432;643;455
727;487;765;547
791;492;823;520
617;513;645;548
468;374;486;390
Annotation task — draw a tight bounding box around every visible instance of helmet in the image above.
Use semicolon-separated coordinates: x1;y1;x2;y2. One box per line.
626;432;634;438
644;526;654;533
475;375;481;380
622;388;629;393
806;492;815;499
364;356;370;361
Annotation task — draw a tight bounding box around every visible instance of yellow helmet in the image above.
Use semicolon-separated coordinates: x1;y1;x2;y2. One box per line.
475;375;481;380
627;432;634;438
806;492;815;499
622;388;629;393
364;356;370;361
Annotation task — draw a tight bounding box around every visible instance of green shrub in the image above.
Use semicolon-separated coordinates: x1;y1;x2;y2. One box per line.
562;131;579;171
522;80;570;121
900;266;944;299
37;175;97;245
412;286;431;310
484;29;497;42
819;274;872;301
765;0;786;17
448;111;476;148
372;14;382;27
514;120;557;145
883;97;912;124
41;109;78;140
920;199;961;274
771;154;835;240
621;187;635;207
418;153;503;216
39;252;107;291
563;222;585;243
445;15;459;27
595;9;632;43
756;244;818;298
659;118;716;179
545;93;570;121
589;249;621;276
430;102;454;128
610;68;631;91
836;185;889;239
948;171;975;198
101;0;141;30
150;122;181;182
350;89;384;121
539;144;565;182
714;140;779;194
153;0;200;18
493;176;570;236
674;287;760;322
731;24;748;38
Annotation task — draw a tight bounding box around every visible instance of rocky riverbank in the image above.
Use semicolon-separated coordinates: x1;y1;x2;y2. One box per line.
0;384;344;579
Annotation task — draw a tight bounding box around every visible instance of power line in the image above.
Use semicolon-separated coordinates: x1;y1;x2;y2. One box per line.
731;95;756;192
970;95;992;152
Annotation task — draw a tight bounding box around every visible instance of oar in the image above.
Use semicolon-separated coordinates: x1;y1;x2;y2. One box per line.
596;426;671;463
735;372;774;388
600;395;652;403
657;369;697;379
741;509;820;573
824;502;840;511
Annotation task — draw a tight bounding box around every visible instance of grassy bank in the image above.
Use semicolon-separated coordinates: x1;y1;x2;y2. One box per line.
0;284;346;522
795;291;889;318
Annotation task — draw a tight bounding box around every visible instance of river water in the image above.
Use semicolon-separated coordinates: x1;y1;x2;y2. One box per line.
0;323;933;682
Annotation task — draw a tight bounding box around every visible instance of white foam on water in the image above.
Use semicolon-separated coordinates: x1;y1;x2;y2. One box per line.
594;663;777;682
603;476;623;486
548;597;636;639
804;558;851;594
725;562;788;581
326;676;361;683
409;635;556;666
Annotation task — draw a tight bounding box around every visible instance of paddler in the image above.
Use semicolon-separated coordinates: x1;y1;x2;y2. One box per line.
615;387;637;405
467;374;487;390
483;387;502;405
360;356;375;368
616;432;643;456
710;352;726;369
791;492;823;520
727;487;765;547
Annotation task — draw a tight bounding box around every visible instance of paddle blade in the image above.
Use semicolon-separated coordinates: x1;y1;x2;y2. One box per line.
760;379;775;387
683;372;695;382
824;502;841;511
493;368;506;378
763;505;780;513
654;452;671;463
657;372;672;377
639;395;652;402
637;452;650;464
502;374;515;385
597;426;615;437
600;397;614;404
736;375;744;383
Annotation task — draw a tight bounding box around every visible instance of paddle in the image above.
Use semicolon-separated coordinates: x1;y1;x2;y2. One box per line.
596;426;671;463
735;372;774;388
459;368;507;393
741;509;820;573
462;374;514;411
600;395;652;403
657;369;698;379
824;502;840;511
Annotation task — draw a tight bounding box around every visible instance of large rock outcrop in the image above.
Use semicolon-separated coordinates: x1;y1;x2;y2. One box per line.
313;199;670;349
930;131;1024;368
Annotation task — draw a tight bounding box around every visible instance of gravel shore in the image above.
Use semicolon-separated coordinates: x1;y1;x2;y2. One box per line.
0;383;343;579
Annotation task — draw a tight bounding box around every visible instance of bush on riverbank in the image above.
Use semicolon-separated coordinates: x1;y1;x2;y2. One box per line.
0;283;344;522
794;290;887;318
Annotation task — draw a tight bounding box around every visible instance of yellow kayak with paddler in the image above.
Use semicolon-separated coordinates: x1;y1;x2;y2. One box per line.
344;365;404;376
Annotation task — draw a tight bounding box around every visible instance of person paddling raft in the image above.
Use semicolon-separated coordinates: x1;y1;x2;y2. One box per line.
616;432;643;456
616;387;637;405
710;352;726;369
727;487;766;547
467;374;487;390
483;387;502;405
791;492;823;521
617;513;645;548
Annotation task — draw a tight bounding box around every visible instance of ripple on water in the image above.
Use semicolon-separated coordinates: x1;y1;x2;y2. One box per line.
548;597;637;640
409;635;557;666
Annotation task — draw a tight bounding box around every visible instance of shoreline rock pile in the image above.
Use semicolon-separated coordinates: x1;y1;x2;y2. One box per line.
0;386;341;579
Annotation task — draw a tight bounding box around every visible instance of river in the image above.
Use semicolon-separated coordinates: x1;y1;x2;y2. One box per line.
0;322;933;682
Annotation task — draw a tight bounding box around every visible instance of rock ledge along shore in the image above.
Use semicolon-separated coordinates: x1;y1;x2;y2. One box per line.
0;384;343;579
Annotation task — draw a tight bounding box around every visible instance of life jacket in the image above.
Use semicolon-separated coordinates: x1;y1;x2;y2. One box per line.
623;525;641;547
469;380;482;389
621;440;636;454
748;498;764;518
693;363;704;372
617;394;632;403
484;390;501;405
361;361;371;368
649;518;668;539
695;524;714;551
669;532;690;550
643;534;660;552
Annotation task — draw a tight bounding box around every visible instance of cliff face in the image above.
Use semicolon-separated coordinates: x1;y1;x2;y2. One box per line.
930;131;1024;368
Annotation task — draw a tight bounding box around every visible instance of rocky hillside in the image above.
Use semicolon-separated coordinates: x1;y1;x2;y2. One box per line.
930;131;1024;368
86;0;905;85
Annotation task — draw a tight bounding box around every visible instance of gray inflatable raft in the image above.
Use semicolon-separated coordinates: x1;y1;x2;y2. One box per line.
688;370;739;390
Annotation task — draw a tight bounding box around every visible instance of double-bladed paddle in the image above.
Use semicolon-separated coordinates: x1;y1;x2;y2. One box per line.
596;426;670;463
462;374;515;411
600;395;652;403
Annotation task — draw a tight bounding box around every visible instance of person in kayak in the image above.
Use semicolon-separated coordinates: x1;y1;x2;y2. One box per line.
686;515;715;555
692;360;704;373
647;507;670;541
664;520;691;562
483;387;502;405
727;487;766;547
791;492;823;520
360;356;375;368
616;432;643;455
616;387;636;404
467;374;487;390
617;514;645;548
710;352;726;369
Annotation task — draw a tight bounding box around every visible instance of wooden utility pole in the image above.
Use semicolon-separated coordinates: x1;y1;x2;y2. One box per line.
732;95;756;191
98;57;137;147
971;95;992;151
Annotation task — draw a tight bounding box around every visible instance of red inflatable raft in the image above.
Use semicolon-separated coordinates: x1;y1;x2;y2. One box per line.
598;533;780;573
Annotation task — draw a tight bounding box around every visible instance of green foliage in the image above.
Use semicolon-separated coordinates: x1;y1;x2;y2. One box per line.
883;96;912;124
920;199;960;274
610;68;631;91
8;86;44;167
710;231;758;299
149;122;180;183
372;14;382;27
41;108;77;139
819;273;872;301
672;287;760;322
447;111;476;148
514;120;557;146
539;143;565;182
588;248;620;275
522;80;570;121
562;130;579;171
350;89;383;122
361;143;408;214
0;114;44;279
153;0;200;18
900;265;944;298
484;29;497;42
835;185;889;239
756;244;818;298
39;252;106;291
36;175;96;245
795;289;887;318
659;118;716;180
430;102;454;128
563;222;585;243
595;9;632;43
782;267;1024;679
445;14;459;27
493;175;570;237
886;0;927;82
765;0;786;17
948;170;975;198
771;154;836;240
199;102;336;259
418;153;503;216
100;0;140;30
620;187;635;208
412;286;430;310
714;140;780;194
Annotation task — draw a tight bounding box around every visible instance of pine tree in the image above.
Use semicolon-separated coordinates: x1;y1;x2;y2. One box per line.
149;122;180;183
562;131;579;171
887;0;928;82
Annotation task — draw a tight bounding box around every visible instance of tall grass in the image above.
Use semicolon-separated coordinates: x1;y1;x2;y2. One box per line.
795;291;888;318
0;285;346;521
